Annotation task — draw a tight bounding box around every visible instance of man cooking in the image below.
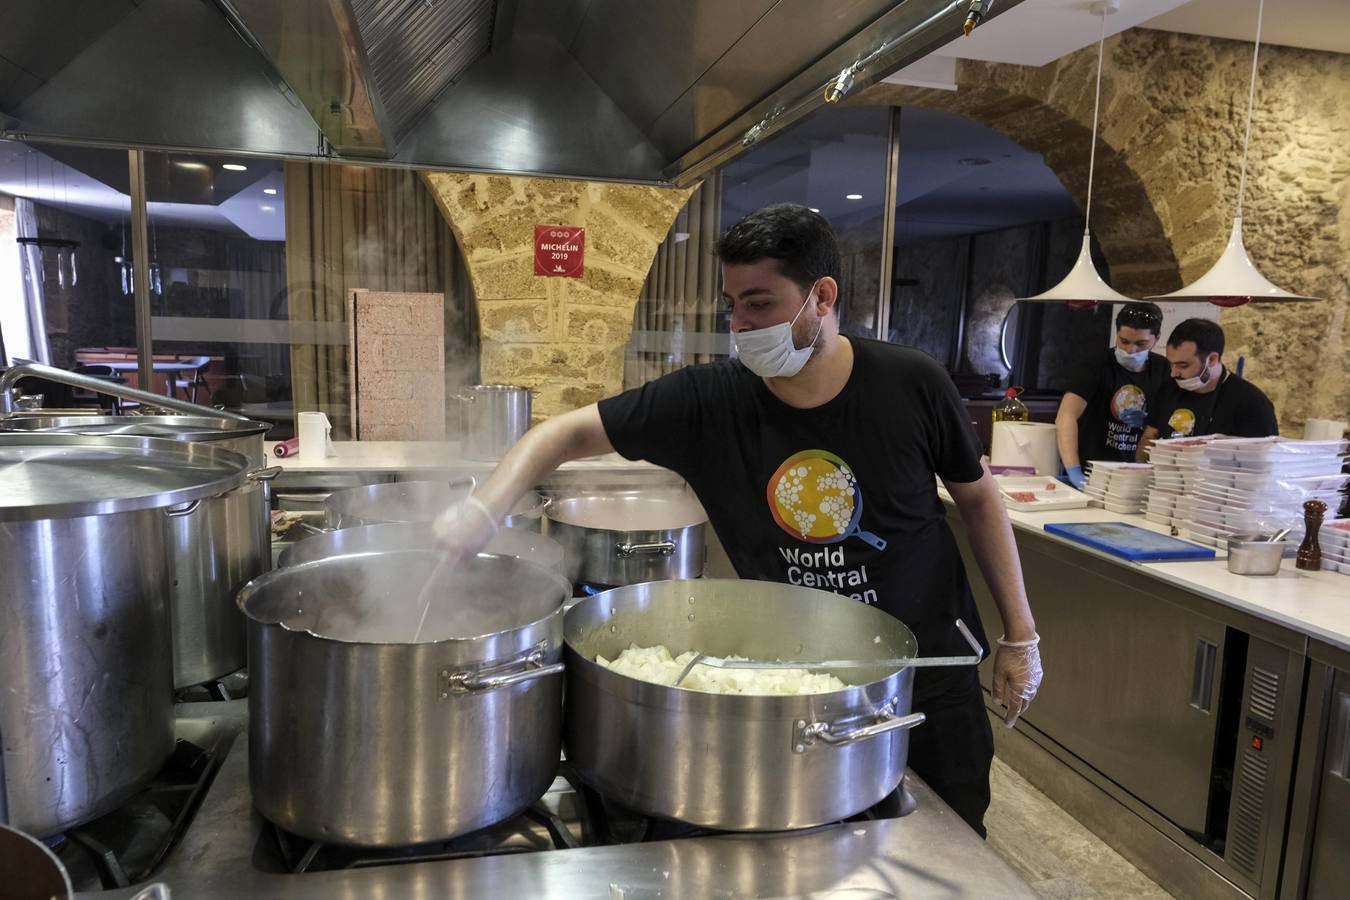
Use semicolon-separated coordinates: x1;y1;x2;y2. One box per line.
439;204;1041;838
1137;317;1279;460
1055;302;1169;489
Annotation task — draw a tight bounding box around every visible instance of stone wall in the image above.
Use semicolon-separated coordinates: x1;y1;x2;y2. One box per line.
422;174;691;419
860;28;1350;434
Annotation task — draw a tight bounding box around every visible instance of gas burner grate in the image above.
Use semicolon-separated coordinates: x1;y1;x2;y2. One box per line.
264;803;584;874
55;739;221;891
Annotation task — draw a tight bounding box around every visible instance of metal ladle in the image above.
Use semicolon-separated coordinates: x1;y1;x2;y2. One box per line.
673;618;985;687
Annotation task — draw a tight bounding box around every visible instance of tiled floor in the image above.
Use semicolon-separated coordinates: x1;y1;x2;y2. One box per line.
986;756;1175;900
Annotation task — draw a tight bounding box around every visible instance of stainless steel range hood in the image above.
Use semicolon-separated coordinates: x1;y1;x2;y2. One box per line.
0;0;1021;185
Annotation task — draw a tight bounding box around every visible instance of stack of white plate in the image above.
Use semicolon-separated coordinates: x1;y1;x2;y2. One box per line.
1083;461;1154;514
1145;436;1218;527
1178;437;1348;550
1320;520;1350;575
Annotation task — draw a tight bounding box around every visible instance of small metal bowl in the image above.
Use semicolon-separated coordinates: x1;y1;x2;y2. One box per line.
1226;534;1288;576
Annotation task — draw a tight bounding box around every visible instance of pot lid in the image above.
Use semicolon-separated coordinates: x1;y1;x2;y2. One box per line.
0;414;271;442
0;433;253;521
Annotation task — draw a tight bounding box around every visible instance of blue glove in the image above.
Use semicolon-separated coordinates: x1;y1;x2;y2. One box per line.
1065;465;1087;490
1119;407;1147;429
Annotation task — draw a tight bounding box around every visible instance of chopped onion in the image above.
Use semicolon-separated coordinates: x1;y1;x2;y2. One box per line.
597;644;848;695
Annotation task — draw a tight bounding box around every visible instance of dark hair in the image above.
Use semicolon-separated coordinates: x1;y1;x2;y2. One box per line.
1115;302;1163;336
1167;317;1225;359
716;203;842;291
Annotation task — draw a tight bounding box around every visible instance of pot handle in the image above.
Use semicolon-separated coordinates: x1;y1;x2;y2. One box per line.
248;465;284;483
615;540;676;558
440;648;564;695
793;703;926;752
164;499;202;518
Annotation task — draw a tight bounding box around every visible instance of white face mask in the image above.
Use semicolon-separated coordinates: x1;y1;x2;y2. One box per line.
1175;360;1217;392
1114;348;1150;372
732;283;824;378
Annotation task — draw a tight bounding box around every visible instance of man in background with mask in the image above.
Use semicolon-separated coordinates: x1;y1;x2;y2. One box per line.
436;204;1041;838
1137;317;1278;460
1055;302;1168;489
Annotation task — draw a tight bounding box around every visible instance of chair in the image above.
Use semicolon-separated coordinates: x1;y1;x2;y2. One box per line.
172;356;212;403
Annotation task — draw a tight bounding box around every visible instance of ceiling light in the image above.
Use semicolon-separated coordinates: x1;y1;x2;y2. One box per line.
1018;1;1133;310
263;188;277;195
260;205;275;213
1147;0;1321;307
222;163;248;172
173;161;208;171
845;194;862;200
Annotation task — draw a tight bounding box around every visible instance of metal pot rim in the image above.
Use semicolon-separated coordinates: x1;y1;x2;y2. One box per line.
237;550;570;648
562;580;916;710
0;433;253;521
562;642;909;713
0;413;271;441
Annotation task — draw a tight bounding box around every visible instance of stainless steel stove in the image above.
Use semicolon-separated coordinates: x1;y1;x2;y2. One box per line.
73;702;1035;899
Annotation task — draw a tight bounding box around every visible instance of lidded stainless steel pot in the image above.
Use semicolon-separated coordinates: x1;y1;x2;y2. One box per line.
1;414;276;688
0;433;251;836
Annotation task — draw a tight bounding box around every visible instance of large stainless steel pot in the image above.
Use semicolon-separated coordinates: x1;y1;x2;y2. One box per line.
2;415;276;688
240;550;571;846
323;479;547;532
545;490;707;586
455;383;531;460
0;434;250;837
278;520;567;579
564;579;926;830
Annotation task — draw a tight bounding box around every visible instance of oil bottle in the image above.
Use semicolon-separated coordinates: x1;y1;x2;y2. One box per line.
992;386;1029;424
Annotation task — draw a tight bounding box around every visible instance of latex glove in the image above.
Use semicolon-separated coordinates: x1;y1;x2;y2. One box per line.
431;495;499;560
1064;465;1087;490
992;634;1043;728
1119;407;1147;429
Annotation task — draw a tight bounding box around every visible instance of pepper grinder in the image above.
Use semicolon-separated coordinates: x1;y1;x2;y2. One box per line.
1296;500;1328;571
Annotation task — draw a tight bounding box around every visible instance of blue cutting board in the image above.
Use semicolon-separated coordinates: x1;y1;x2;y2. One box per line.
1044;522;1216;561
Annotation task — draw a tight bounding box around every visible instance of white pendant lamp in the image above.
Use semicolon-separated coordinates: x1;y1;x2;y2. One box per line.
1149;0;1322;307
1019;0;1133;310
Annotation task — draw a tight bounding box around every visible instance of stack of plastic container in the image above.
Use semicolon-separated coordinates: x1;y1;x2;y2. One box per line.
1083;461;1154;514
1145;436;1217;528
1178;437;1348;550
1320;520;1350;575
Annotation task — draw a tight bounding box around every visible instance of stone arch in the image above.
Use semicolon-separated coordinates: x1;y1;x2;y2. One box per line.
859;78;1181;298
857;28;1350;431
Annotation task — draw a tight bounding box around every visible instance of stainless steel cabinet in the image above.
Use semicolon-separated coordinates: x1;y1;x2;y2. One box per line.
1285;655;1350;900
954;519;1225;834
1306;670;1350;898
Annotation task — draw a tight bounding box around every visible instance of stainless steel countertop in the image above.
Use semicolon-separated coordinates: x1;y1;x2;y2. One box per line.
82;702;1036;899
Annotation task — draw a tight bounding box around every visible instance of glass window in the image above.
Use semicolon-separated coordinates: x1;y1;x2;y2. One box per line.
888;106;1110;396
141;154;476;439
722;105;891;337
0;139;134;410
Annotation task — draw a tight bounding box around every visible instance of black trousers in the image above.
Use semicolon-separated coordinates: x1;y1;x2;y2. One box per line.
906;668;995;838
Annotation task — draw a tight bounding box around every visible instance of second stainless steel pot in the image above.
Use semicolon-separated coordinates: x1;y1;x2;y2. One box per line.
455;384;531;460
1;414;275;688
240;550;571;847
545;490;707;586
323;479;547;532
563;579;926;830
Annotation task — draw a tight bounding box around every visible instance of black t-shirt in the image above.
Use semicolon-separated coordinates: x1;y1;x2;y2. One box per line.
1146;368;1279;438
1068;350;1169;462
597;338;990;688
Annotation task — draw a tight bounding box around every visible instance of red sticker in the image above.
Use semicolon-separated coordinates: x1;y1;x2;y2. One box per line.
535;225;585;278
